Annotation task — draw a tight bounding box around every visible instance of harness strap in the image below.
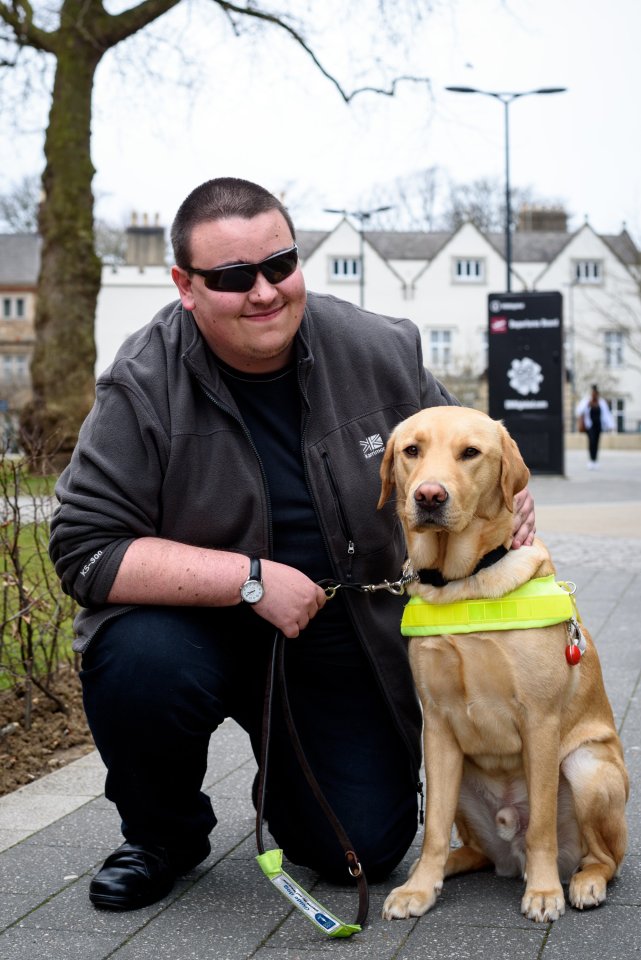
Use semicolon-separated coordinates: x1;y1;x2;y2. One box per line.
401;575;575;636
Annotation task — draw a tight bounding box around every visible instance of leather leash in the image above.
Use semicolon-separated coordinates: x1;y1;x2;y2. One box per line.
255;630;369;931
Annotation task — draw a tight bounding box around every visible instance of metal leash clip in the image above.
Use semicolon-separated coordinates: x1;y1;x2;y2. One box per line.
320;570;418;599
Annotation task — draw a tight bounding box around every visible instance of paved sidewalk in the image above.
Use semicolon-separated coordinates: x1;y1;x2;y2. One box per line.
1;449;640;958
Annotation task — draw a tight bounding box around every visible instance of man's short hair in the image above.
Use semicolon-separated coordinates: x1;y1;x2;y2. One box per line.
171;177;296;268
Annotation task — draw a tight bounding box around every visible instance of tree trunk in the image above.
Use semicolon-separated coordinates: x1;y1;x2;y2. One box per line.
20;39;102;472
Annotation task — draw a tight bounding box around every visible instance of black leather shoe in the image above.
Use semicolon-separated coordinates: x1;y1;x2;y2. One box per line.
89;840;210;911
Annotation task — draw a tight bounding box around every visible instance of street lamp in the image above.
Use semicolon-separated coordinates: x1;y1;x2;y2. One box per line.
323;205;393;307
445;86;567;292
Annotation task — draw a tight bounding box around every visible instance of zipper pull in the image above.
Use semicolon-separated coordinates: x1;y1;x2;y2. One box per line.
347;540;355;556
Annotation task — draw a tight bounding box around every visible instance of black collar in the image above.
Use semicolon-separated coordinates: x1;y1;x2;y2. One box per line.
417;545;509;587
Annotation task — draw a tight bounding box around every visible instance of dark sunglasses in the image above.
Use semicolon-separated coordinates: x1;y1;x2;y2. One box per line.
188;244;299;293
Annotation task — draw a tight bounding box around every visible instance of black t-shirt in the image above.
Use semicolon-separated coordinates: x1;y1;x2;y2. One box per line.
218;360;333;583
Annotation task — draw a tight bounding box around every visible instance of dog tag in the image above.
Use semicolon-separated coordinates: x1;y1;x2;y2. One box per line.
565;618;586;666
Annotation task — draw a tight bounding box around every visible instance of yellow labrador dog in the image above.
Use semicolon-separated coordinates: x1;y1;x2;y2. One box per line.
378;406;628;924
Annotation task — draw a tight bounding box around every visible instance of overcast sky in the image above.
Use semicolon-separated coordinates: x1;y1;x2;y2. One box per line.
3;0;640;240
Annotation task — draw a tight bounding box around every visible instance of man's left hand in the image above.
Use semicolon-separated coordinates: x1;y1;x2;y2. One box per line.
511;487;536;549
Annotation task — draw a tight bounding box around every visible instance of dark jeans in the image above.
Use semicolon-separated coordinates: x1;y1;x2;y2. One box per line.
587;426;602;462
80;603;419;882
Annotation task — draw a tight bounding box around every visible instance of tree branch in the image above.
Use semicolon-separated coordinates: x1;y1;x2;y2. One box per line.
94;0;182;50
0;0;55;53
215;1;432;103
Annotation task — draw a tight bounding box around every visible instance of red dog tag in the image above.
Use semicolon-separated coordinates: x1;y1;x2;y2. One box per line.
565;643;582;666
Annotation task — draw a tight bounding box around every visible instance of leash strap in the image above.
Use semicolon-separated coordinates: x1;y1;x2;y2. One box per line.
255;631;368;937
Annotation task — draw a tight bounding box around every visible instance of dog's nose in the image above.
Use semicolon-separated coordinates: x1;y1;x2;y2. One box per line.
414;483;448;511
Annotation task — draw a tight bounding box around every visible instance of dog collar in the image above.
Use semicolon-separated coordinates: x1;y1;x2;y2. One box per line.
401;575;576;636
416;545;509;587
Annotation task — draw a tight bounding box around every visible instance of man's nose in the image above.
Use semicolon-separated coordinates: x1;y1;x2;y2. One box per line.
248;270;278;299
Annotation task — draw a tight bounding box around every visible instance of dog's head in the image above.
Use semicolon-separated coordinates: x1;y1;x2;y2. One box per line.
378;407;529;539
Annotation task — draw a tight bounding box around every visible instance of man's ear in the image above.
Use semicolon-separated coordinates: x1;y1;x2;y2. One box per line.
499;423;530;509
377;431;397;509
171;266;196;311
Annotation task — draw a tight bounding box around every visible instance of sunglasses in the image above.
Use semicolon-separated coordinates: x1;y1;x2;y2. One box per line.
188;244;299;293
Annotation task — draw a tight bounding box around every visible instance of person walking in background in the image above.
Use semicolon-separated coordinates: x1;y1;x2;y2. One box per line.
576;384;615;469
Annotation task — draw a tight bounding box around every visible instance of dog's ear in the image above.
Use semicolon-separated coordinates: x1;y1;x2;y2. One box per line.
377;430;397;508
499;423;530;509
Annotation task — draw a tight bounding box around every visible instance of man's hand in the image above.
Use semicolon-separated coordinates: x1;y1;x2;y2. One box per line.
511;487;536;549
252;560;327;637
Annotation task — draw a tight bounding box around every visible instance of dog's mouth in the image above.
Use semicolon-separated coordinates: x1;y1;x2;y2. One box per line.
411;502;448;529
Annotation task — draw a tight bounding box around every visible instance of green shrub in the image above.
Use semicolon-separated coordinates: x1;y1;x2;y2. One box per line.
0;452;77;729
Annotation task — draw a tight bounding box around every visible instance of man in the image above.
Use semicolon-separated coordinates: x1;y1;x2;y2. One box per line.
50;177;535;911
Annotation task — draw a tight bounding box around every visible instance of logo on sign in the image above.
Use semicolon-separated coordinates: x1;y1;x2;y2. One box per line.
490;316;508;334
507;357;544;396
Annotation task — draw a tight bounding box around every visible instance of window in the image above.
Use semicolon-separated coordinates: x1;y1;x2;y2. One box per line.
612;397;625;433
0;354;29;382
575;260;602;284
330;257;361;280
453;258;485;283
604;331;624;368
1;296;27;319
428;329;452;368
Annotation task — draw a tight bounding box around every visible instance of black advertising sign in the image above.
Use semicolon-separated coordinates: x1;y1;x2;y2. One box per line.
488;292;564;475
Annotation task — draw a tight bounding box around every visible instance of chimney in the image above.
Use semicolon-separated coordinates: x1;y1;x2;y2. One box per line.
126;212;166;267
517;204;568;233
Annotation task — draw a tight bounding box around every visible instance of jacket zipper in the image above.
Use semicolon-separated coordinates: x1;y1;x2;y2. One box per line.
320;451;355;580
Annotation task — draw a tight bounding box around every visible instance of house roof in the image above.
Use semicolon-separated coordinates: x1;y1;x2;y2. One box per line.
296;230;329;260
298;226;611;265
0;233;40;285
601;229;641;267
485;230;574;262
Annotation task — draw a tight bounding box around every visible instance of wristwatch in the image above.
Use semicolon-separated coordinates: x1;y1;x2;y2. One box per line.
240;557;264;604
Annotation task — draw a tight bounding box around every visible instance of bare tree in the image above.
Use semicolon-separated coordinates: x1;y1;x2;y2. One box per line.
359;167;442;231
0;0;433;470
357;170;549;234
0;174;41;232
442;176;537;233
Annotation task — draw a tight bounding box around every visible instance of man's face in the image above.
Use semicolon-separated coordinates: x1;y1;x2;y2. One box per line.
172;210;307;373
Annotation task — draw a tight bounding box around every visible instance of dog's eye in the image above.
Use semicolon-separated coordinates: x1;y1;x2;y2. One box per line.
461;447;480;460
403;445;419;458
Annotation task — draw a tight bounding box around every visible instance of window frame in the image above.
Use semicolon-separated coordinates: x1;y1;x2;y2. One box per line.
329;256;362;281
452;257;485;284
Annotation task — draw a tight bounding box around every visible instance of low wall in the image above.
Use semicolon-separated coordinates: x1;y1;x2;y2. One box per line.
565;432;641;450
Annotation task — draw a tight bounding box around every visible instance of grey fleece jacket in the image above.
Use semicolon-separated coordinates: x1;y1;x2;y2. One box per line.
49;291;455;768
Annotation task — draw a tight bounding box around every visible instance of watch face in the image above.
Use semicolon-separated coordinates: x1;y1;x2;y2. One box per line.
241;580;264;603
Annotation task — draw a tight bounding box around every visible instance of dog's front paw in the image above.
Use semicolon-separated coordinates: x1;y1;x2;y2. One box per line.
569;869;607;909
382;880;442;920
521;887;565;923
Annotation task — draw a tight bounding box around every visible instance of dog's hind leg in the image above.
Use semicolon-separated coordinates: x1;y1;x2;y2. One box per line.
444;845;492;876
562;742;629;909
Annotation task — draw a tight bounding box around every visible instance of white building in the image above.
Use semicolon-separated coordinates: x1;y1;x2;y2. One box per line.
6;208;641;434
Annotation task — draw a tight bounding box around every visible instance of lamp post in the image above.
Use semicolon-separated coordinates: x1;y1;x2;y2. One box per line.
323;205;393;307
445;86;566;292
